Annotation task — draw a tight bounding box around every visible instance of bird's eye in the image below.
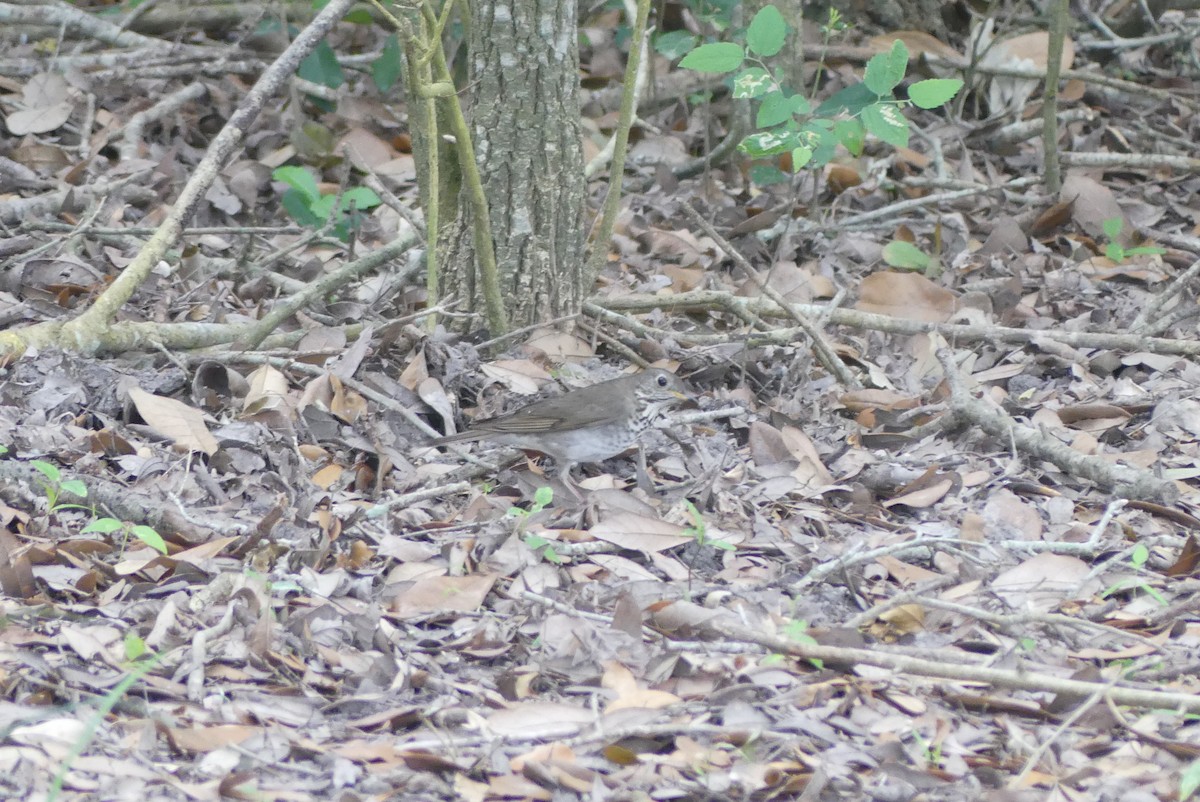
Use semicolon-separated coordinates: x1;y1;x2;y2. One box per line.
656;374;669;387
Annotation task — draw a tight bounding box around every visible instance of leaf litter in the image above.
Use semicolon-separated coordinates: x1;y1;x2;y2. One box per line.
0;4;1200;801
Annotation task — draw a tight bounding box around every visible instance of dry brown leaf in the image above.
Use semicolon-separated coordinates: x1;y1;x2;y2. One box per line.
868;30;963;60
840;389;921;413
523;328;595;361
877;555;941;585
879;604;926;634
602;661;681;712
992;554;1099;612
5;73;75;135
487;702;595;737
1061;173;1127;243
390;574;497;617
0;526;36;598
589;513;690;553
128;387;218;455
167;724;262;752
856;271;957;322
337;127;396;171
242;364;291;416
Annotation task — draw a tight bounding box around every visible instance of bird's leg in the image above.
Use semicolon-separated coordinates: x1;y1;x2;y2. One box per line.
634;446;655;495
557;461;586;503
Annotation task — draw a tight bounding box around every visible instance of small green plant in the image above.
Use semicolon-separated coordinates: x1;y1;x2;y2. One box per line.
1102;218;1166;262
523;533;564;564
273;165;381;242
510;487;563;563
780;617;823;669
82;517;168;555
30;461;167;555
911;727;944;766
30;460;89;514
682;500;734;553
679;5;963;183
1100;544;1167;606
881;240;933;273
1181;758;1200;801
47;647;160;802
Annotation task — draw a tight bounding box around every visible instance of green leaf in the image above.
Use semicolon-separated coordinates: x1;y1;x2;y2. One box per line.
834;118;865;156
1102;217;1123;240
31;460;60;482
746;5;787;58
678;42;744;73
907;78;963;108
1182;760;1200;801
343;8;372;24
59;480;88;498
755;90;795;127
282;189;321;226
310;195;337;221
739;126;800;158
82;517;124;534
803;124;839;166
132;525;168;554
1145;584;1167;606
861;102;909;147
790;145;813;170
533;485;554;509
273;166;321;203
749;164;789;185
863;39;908;96
693;0;738;29
124;633;147;662
882;241;931;270
339;187;381;212
1131;543;1150;568
297;40;344;89
732;67;774;99
653;30;697;60
372;34;403;92
815;82;878;116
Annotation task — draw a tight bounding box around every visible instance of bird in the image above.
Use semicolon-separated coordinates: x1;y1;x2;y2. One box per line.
429;368;688;493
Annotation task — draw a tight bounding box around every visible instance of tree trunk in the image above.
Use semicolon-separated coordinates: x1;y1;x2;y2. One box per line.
441;0;586;329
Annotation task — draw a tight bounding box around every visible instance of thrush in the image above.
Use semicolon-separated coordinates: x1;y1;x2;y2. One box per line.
429;368;688;490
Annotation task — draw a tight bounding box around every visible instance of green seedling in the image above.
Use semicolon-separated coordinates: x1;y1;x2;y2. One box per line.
30;460;89;514
679;5;962;182
509;487;562;563
781;617;823;670
273;165;381;242
1102;218;1166;262
683;499;734;552
1100;543;1166;606
881;239;943;278
48;648;160;802
82;517;168;555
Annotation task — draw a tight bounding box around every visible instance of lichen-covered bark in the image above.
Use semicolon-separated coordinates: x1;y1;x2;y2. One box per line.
444;0;585;327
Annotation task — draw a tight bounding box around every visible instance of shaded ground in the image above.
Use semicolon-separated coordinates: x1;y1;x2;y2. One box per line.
2;2;1200;800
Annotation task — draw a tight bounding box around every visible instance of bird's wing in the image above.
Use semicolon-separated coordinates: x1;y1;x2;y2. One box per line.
481;393;617;432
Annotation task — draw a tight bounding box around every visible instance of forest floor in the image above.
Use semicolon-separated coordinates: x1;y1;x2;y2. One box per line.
2;3;1200;801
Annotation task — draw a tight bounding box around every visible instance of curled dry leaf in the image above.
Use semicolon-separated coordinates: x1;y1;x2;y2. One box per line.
128;387;219;455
